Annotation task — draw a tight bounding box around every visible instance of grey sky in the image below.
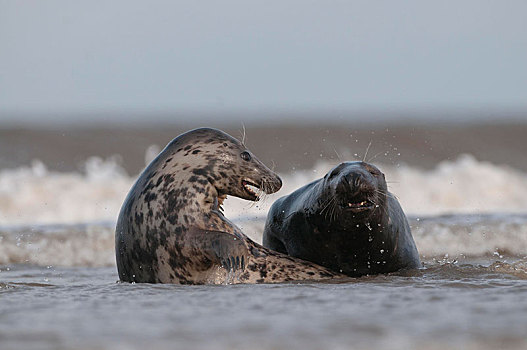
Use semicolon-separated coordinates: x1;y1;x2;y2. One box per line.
1;1;526;122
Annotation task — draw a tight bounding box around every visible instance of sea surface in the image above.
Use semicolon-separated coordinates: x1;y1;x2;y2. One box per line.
1;122;527;349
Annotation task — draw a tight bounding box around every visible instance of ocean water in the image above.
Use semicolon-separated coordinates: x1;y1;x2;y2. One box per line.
1;126;527;350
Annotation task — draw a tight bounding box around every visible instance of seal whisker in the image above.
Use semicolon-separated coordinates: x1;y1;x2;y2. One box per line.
332;146;342;161
363;141;373;162
332;198;339;222
367;150;386;163
270;160;276;172
372;189;387;195
373;189;394;200
326;197;338;222
248;190;261;208
240;122;247;146
369;197;381;209
321;199;333;221
330;199;338;222
319;196;335;218
258;179;270;206
329;199;338;218
319;198;331;219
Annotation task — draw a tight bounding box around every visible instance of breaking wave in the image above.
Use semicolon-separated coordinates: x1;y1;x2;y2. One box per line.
1;153;526;226
1;214;527;267
0;153;526;266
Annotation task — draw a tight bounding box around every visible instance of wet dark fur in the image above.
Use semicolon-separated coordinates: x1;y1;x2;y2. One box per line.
115;128;344;284
263;161;421;277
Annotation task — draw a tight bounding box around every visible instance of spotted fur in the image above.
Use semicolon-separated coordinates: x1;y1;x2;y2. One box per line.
115;128;343;284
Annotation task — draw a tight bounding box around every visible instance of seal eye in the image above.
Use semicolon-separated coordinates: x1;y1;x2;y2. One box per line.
240;151;252;162
366;166;381;176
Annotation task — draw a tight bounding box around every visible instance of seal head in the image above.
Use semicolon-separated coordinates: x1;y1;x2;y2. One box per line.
316;161;387;222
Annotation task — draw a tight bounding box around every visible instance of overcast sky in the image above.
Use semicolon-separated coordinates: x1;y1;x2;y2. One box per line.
1;1;526;123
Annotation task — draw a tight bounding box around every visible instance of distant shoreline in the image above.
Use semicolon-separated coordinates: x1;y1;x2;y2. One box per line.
1;107;526;128
1;120;527;174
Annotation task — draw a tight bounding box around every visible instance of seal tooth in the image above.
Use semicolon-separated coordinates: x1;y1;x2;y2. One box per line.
243;182;261;196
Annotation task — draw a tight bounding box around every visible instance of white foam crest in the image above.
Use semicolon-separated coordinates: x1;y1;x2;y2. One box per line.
0;157;134;226
0;224;115;267
1;215;527;267
386;154;527;215
0;153;526;226
412;214;527;258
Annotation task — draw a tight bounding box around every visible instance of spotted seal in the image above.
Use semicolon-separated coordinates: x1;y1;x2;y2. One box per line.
263;161;421;277
115;128;344;284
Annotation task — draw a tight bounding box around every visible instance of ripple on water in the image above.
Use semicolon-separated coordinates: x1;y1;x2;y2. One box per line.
0;263;527;350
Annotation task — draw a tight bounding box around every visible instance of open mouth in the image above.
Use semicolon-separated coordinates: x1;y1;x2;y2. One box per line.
242;179;262;200
341;200;374;212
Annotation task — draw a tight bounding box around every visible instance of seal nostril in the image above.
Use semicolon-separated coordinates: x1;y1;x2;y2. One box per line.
353;174;361;188
343;174;361;190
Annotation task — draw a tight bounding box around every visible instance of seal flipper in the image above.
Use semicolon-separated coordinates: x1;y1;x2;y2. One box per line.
186;227;249;273
186;227;343;284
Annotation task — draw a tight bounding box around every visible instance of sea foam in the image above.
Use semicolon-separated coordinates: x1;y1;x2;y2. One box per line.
0;153;526;226
0;153;526;266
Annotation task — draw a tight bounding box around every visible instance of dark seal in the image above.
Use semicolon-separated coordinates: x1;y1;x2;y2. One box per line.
115;128;344;284
263;161;420;277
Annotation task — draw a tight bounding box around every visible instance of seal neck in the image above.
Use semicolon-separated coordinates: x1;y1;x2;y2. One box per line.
167;177;237;233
